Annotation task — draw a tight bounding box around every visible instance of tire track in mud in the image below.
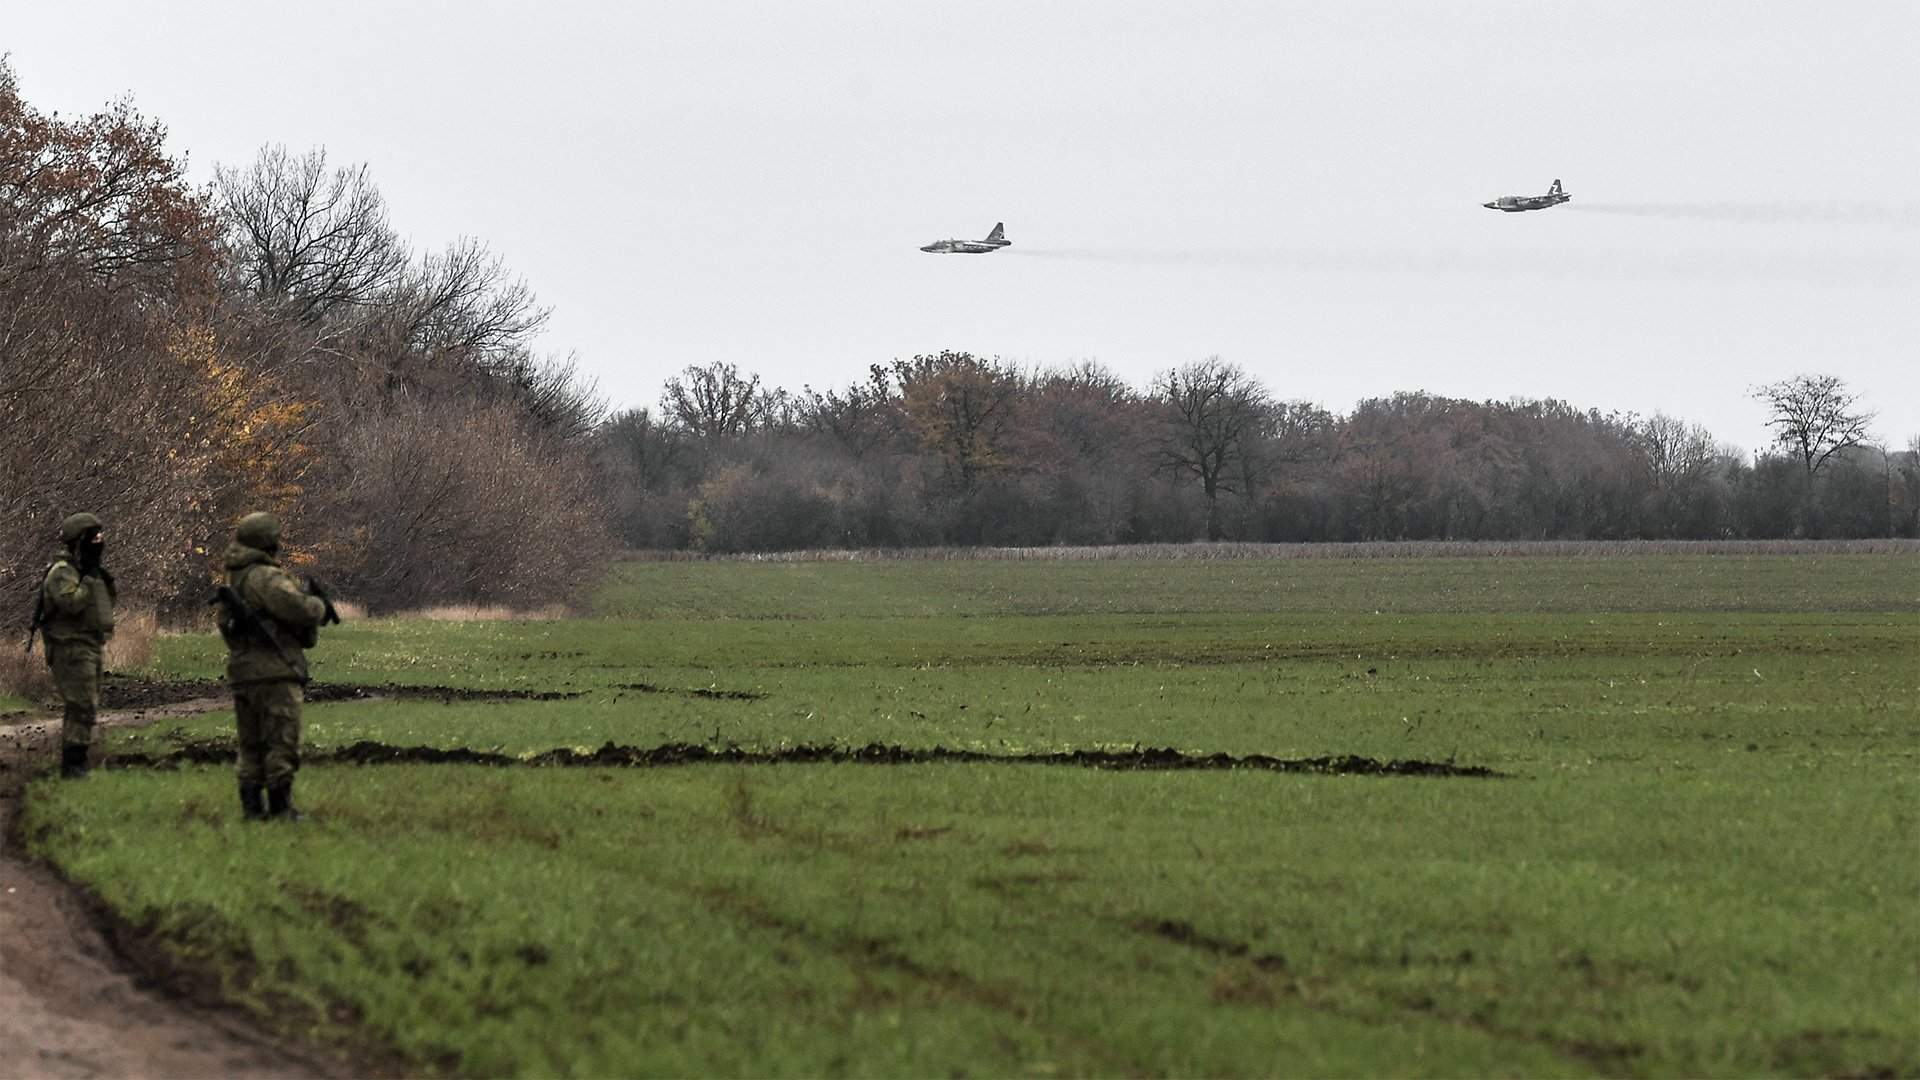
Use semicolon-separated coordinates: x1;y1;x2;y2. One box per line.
97;739;1507;777
694;882;1146;1075
1128;915;1649;1072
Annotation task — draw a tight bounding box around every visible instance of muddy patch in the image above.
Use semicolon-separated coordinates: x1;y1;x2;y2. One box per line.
99;739;1507;777
98;675;231;709
2;695;232;771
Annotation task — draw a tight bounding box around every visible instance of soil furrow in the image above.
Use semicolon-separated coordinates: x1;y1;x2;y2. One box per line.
96;738;1508;777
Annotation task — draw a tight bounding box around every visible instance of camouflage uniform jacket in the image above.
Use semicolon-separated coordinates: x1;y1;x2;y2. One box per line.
222;542;325;686
40;550;115;646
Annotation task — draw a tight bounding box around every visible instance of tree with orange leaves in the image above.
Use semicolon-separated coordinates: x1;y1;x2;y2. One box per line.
0;59;231;615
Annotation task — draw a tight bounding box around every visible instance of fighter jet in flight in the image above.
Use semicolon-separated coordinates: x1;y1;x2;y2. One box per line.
1483;180;1570;212
920;222;1011;253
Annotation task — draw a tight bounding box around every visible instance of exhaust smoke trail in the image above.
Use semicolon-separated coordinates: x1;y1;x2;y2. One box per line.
1006;248;1279;267
1002;244;1913;285
1569;201;1920;228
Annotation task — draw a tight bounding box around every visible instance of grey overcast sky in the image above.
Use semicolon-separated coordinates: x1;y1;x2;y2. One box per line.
8;0;1917;452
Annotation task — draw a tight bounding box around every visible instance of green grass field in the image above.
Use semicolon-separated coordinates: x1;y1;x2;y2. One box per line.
18;553;1920;1077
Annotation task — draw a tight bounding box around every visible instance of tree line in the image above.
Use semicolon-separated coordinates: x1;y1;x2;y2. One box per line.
599;356;1914;553
5;65;1911;624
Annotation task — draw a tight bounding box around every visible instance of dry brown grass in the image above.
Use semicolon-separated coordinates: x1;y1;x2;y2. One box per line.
0;607;160;703
104;606;158;673
385;603;572;622
0;644;55;703
625;538;1920;563
151;597;563;627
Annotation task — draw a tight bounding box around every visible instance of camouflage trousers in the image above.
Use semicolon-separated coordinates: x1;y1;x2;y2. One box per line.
45;639;102;750
233;681;304;787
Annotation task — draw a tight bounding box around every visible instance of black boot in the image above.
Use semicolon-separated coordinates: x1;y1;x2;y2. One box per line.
266;781;303;822
239;783;268;821
59;743;90;779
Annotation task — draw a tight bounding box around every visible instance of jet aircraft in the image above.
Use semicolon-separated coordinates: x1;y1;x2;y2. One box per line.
920;222;1011;253
1483;179;1570;212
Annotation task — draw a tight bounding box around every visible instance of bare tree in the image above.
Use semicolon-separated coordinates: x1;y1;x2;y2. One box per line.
1628;412;1725;537
752;384;799;433
599;407;685;493
1022;360;1141;462
1011;361;1153;542
1258;398;1336;492
214;144;407;324
1269;400;1337;459
661;361;769;437
489;351;607;440
1635;412;1718;491
1153;357;1272;540
1337;395;1451;540
801;367;899;461
1751;374;1875;479
387;237;549;366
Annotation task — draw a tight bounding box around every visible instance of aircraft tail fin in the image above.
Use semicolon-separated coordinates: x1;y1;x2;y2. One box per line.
985;222;1006;243
1549;179;1563;195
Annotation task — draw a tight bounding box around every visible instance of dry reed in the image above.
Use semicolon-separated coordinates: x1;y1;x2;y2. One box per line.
104;607;158;673
385;603;572;622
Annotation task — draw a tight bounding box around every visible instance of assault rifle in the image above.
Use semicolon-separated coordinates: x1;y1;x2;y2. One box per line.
209;584;303;679
24;591;45;653
305;577;343;626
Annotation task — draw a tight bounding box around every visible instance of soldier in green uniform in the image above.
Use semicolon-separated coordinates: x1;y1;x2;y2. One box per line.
219;512;328;821
39;512;117;778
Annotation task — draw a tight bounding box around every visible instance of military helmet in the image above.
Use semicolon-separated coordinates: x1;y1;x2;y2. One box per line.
59;512;103;544
236;511;283;551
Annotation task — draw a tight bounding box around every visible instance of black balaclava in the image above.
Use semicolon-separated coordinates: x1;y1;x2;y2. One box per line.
77;526;105;571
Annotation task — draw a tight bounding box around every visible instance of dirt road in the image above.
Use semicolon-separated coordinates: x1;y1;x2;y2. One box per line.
0;702;330;1079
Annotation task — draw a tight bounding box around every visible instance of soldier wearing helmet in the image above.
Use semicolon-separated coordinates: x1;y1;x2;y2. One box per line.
219;511;328;821
39;512;117;777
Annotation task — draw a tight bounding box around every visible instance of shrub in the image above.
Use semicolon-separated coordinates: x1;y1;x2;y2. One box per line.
327;402;613;613
0;645;54;703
